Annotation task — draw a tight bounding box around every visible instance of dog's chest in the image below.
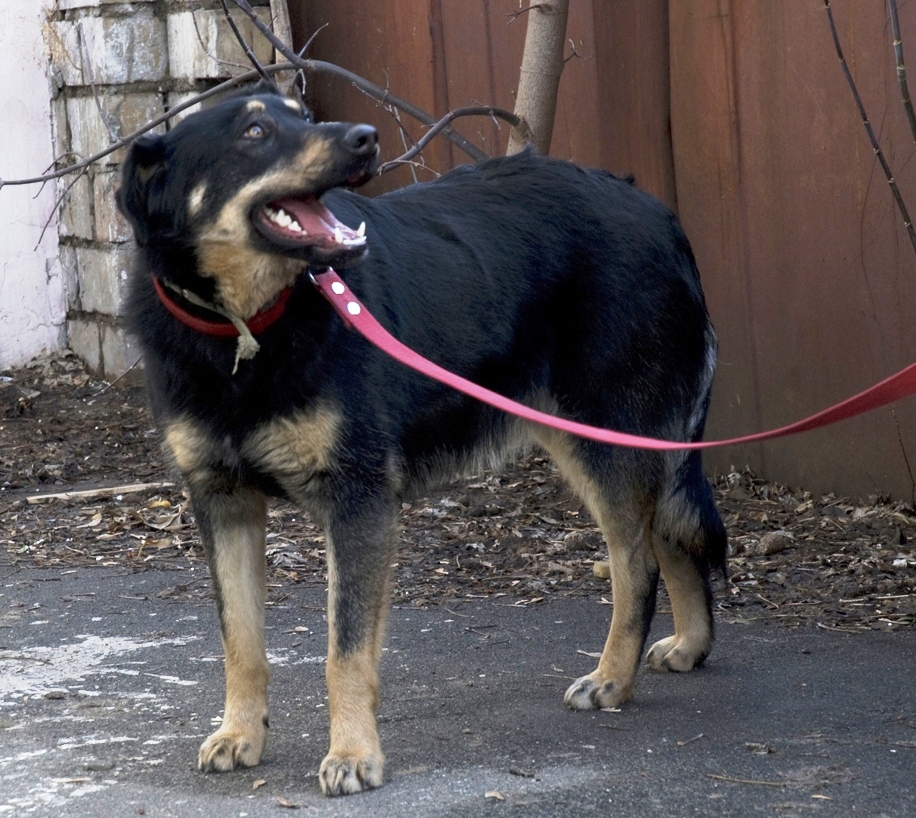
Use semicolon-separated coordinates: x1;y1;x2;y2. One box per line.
162;405;342;498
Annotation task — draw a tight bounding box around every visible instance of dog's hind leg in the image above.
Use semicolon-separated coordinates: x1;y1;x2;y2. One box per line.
535;430;660;709
318;501;396;796
645;537;713;671
194;487;271;772
646;451;727;672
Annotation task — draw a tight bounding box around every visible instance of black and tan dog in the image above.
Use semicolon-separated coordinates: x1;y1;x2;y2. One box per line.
117;85;726;795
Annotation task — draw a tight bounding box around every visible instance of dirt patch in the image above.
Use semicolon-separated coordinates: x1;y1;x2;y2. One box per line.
2;353;914;631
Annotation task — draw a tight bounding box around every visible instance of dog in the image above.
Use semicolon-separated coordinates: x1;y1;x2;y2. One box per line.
116;84;726;796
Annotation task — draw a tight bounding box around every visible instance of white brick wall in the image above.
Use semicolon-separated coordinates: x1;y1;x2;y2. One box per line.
168;8;274;80
35;0;277;377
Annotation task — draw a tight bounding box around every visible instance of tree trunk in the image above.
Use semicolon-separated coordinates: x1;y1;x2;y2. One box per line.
506;0;570;156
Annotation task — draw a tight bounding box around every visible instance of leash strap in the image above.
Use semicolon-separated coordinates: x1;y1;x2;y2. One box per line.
312;269;916;451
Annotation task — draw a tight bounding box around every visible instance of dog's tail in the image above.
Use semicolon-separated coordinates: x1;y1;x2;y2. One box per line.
654;449;728;576
654;323;727;575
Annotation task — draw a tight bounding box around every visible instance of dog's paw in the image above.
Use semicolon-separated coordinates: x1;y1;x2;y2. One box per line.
563;672;633;711
319;750;384;796
646;635;709;673
198;727;266;772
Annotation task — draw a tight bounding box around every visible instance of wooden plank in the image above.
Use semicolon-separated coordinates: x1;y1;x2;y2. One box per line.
26;483;177;504
592;0;676;207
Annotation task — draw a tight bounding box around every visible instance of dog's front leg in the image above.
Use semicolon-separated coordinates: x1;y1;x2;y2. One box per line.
318;503;396;796
194;486;271;772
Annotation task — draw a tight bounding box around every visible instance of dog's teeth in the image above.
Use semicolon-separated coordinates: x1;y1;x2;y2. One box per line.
289;220;303;233
334;226;344;244
275;209;292;228
357;222;366;238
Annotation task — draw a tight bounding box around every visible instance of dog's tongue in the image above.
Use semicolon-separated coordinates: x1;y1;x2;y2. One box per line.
265;196;364;248
273;196;338;236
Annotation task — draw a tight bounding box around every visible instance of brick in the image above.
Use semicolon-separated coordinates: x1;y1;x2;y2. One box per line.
58;245;81;312
99;324;143;379
75;244;133;316
58;0;156;9
50;96;71;162
168;8;274;80
93;168;133;244
47;21;84;87
67;92;165;165
48;14;167;86
67;318;102;373
165;91;204;125
59;172;94;241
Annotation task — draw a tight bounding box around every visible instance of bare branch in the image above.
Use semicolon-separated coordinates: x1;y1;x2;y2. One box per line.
824;0;916;255
228;0;492;161
3;15;524;190
507;4;552;23
77;21;120;144
377;106;523;174
1;64;294;188
218;0;275;85
189;0;251;75
888;0;916;144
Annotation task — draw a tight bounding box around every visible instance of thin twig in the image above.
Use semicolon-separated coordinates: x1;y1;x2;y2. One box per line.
229;0;494;162
35;166;87;250
1;64;294;187
706;773;786;787
824;0;916;255
888;0;916;143
377;106;521;174
189;0;251;76
93;356;143;395
218;0;275;85
77;21;120;144
891;408;916;506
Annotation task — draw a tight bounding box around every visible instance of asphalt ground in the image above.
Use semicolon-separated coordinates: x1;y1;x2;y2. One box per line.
1;565;914;818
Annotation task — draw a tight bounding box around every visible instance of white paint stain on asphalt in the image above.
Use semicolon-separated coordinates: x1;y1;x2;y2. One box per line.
0;634;199;703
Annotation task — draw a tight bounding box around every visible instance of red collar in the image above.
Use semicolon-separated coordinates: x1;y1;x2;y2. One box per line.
152;277;293;337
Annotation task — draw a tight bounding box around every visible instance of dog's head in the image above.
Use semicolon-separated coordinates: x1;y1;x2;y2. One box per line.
117;85;378;318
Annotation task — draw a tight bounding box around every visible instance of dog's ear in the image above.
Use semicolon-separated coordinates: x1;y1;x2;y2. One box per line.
116;134;168;245
285;81;314;122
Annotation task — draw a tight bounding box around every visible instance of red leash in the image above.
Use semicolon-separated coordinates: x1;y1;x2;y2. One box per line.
312;269;916;451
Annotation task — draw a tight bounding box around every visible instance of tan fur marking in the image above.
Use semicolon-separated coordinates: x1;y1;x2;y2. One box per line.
322;646;385;790
198;490;270;771
242;405;341;489
164;416;216;478
317;526;392;794
188;181;207;218
196;242;301;319
194;139;342;317
246;99;266;113
646;540;711;671
283;98;301;111
535;427;657;707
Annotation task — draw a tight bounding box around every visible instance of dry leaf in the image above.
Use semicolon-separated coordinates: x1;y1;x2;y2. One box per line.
275;795;301;808
485;790;505;801
252;779;266;790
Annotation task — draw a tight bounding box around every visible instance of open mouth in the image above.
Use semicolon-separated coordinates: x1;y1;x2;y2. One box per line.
254;195;367;259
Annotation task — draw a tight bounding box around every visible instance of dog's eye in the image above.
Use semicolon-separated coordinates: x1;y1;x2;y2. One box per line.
245;123;266;139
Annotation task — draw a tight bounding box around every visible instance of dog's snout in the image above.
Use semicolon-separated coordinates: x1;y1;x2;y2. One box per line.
343;124;378;157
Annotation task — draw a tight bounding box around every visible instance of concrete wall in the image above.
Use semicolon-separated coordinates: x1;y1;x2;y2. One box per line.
0;0;274;377
51;0;273;377
0;1;68;369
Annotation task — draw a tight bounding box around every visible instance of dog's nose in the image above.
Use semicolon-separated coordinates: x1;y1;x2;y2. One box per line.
343;124;378;157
